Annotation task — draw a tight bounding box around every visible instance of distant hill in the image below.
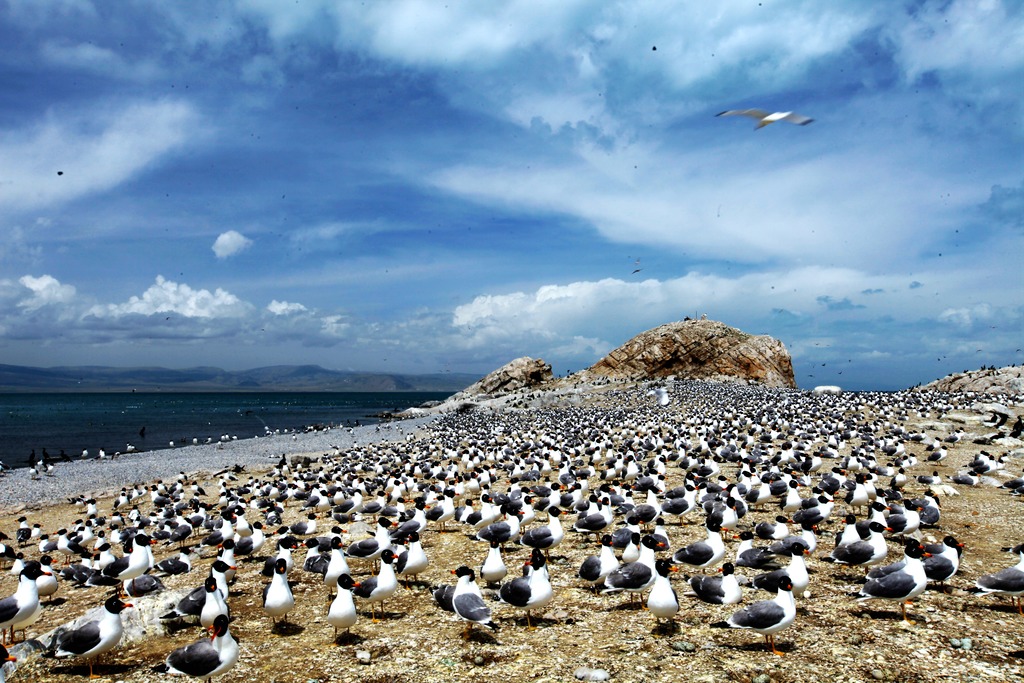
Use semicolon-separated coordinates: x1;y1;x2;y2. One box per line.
0;364;479;393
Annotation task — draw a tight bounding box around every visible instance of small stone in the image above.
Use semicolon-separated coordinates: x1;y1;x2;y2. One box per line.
847;635;863;646
671;641;697;653
355;650;371;665
950;638;961;648
752;675;771;683
574;668;610;681
871;669;885;680
961;638;973;650
473;655;486;666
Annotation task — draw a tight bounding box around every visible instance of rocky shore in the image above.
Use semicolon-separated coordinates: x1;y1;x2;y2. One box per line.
0;416;438;512
1;378;1022;683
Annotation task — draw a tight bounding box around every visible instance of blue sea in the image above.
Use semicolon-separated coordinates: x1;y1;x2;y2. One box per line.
0;392;451;468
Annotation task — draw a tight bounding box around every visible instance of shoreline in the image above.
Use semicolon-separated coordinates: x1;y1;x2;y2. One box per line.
0;414;438;512
3;380;1024;683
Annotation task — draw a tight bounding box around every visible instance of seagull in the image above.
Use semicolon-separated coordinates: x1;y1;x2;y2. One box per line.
159;614;238;681
450;566;498;638
52;595;133;679
972;543;1024;614
713;575;796;655
716;109;814;129
327;574;358;640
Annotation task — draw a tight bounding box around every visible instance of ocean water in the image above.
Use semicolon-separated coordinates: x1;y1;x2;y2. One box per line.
0;391;451;468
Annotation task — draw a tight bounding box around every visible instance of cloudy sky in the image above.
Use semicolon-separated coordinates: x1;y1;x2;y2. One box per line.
1;1;1021;390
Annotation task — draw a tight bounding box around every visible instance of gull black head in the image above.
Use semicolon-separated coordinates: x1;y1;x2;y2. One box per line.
274;557;288;575
210;614;230;638
380;549;396;564
454;565;475;580
641;535;664;550
104;595;132;613
654;558;676;577
19;564;44;581
904;542;927;560
204;576;218;592
337;573;356;591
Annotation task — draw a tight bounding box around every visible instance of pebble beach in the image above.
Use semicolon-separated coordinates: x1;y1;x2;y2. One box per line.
0;416;439;511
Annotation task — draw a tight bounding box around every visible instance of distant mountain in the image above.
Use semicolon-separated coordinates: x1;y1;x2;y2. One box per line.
0;364;479;393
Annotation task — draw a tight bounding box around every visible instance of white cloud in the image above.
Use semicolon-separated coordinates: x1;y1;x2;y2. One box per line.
267;300;308;315
431;139;953;269
320;315;350;338
39;40;161;80
212;230;253;259
938;303;993;329
892;1;1024;87
17;274;77;311
0;100;200;213
90;276;250;319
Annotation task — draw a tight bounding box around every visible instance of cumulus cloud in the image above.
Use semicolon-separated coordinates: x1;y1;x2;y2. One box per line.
212;230;253;259
938;303;993;329
90;276;250;319
17;274;77;311
451;267;897;352
267;300;308;315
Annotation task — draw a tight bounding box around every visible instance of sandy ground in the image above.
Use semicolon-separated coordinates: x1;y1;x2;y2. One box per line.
1;385;1022;683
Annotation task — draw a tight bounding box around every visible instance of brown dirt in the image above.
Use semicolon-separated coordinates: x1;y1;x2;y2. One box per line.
2;395;1023;683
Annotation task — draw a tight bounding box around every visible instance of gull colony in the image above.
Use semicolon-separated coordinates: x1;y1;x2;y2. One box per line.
0;380;1021;680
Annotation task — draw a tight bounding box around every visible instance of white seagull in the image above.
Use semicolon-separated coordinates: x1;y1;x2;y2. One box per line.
716;109;813;129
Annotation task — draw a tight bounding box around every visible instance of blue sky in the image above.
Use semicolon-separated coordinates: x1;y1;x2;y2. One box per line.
1;1;1021;390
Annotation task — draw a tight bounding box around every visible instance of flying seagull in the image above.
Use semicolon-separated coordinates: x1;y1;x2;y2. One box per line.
716;109;813;129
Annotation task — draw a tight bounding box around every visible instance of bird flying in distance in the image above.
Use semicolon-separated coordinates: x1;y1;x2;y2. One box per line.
716;109;813;129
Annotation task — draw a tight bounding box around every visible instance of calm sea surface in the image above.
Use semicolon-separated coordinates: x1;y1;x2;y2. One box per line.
0;392;451;467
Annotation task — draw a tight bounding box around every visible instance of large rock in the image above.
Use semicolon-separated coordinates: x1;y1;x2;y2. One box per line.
920;366;1024;395
581;318;796;388
460;356;553;397
395;356;554;417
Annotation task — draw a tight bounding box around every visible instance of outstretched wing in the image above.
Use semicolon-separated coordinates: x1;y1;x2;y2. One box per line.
780;112;813;125
716;109;770;120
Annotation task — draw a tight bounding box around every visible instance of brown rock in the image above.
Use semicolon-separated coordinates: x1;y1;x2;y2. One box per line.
919;365;1024;394
460;356;554;397
581;318;796;388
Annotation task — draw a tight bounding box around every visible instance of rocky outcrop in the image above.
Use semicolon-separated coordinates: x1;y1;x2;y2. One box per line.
458;356;553;397
581;318;796;389
395;357;553;417
920;366;1024;395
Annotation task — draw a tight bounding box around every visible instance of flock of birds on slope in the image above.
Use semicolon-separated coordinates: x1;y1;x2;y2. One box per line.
0;380;1022;681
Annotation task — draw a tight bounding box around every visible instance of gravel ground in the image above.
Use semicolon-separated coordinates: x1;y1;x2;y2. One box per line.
1;383;1023;683
0;416;438;512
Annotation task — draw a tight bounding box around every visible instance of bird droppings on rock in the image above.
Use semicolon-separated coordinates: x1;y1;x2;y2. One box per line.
575;667;611;681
